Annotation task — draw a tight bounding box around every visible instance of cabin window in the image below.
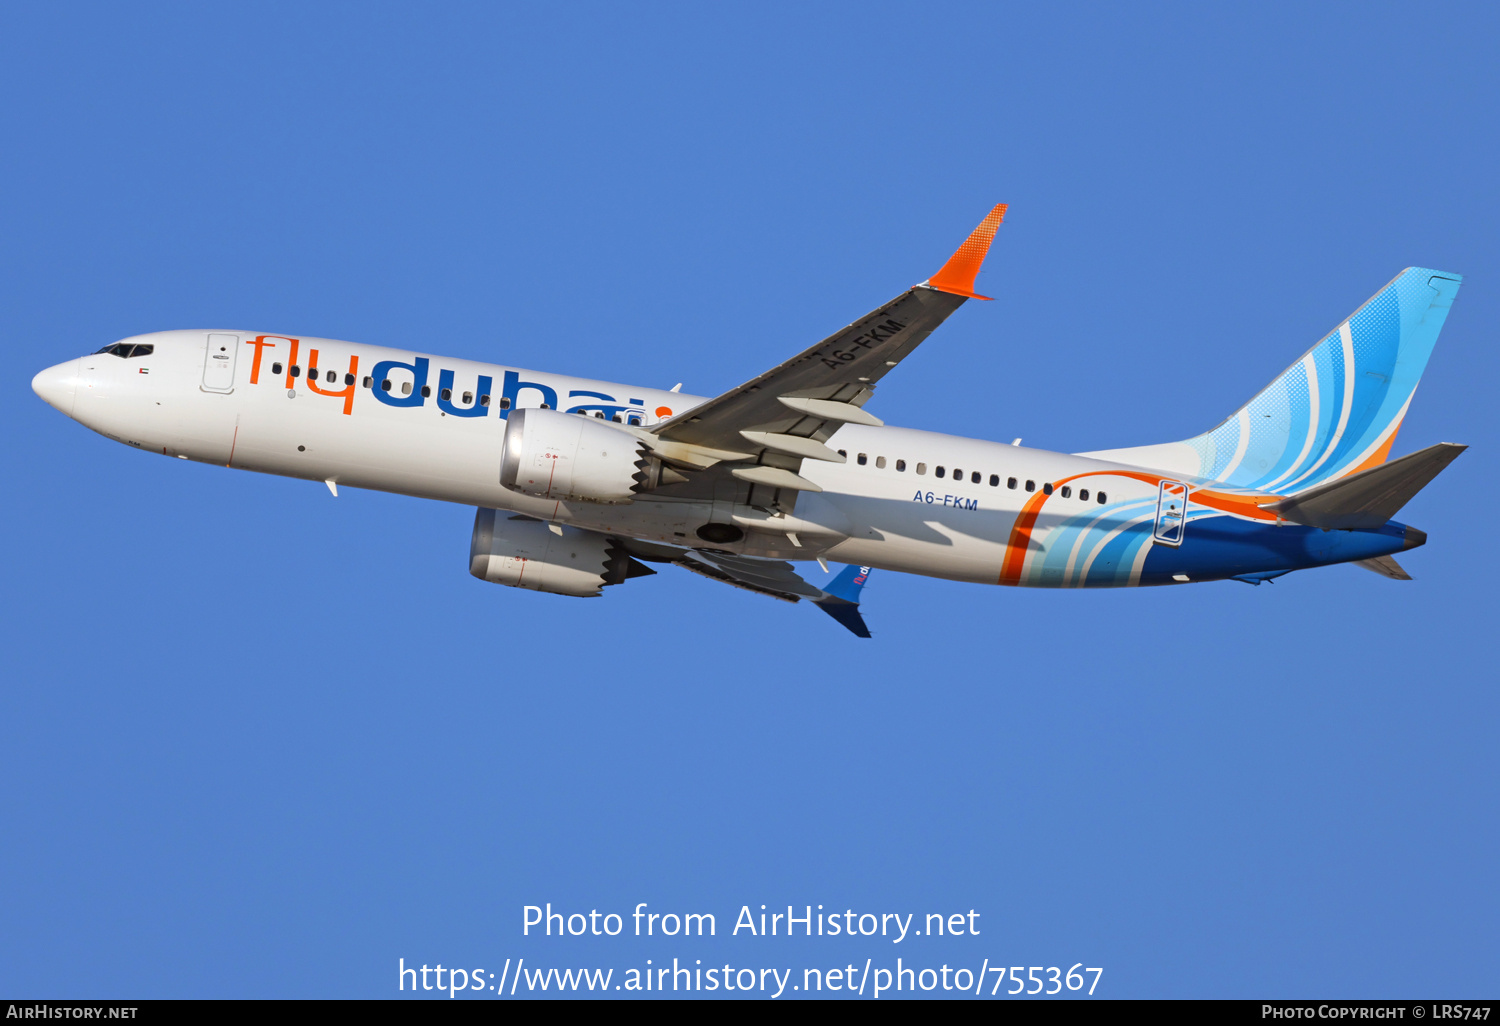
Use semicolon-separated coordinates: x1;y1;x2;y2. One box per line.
1025;480;1035;492
916;463;927;475
612;414;623;423
990;474;1000;486
1060;486;1072;498
857;453;867;466
344;373;354;385
481;395;491;406
460;391;471;404
362;376;371;388
935;466;946;478
420;385;431;398
272;362;283;376
1097;491;1107;504
971;471;981;484
1008;477;1017;489
628;415;640;425
952;468;961;479
307;366;318;379
539;403;550;409
289;365;301;378
401;382;412;395
876;456;887;469
440;388;453;401
1079;488;1089;501
499;397;511;409
323;370;334;383
381;379;392;391
1043;483;1054;495
838;449;847;457
896;460;906;472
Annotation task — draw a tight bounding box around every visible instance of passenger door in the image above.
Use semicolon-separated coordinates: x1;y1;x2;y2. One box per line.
202;333;239;393
1153;480;1188;547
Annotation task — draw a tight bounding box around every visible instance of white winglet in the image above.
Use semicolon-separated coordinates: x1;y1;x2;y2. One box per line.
325;479;338;497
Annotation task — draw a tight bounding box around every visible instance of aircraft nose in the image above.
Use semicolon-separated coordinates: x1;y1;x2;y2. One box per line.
32;359;80;416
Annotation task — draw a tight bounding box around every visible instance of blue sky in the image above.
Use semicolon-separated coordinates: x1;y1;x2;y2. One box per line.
2;2;1496;999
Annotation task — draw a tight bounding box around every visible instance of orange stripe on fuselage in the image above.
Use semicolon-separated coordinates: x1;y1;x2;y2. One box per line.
997;469;1284;585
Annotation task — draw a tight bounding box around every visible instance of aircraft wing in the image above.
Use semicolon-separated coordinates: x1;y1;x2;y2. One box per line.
621;540;876;636
649;205;1007;501
672;551;874;637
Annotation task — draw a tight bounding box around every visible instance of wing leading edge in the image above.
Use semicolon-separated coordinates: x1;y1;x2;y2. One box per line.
647;205;1007;511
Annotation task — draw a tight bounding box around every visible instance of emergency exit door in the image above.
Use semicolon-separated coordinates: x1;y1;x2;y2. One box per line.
202;333;239;393
1153;480;1188;547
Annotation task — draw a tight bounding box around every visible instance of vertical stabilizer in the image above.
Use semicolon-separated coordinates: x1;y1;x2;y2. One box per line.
1081;268;1462;491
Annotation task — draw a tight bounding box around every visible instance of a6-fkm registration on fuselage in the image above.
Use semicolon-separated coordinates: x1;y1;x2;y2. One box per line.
32;206;1467;636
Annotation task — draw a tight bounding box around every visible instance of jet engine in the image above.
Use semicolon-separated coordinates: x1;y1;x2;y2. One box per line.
469;507;655;597
500;408;680;503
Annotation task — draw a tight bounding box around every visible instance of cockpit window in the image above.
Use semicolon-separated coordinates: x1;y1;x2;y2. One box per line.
93;343;154;358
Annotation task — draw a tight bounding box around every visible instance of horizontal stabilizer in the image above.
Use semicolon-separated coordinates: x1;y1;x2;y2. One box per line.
1260;442;1466;529
1354;555;1412;580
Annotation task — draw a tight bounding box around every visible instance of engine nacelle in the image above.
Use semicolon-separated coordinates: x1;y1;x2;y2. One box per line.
469;508;654;597
500;407;658;503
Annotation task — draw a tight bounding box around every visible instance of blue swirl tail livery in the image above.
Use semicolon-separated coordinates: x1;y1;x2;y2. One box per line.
31;208;1468;636
1082;268;1461;492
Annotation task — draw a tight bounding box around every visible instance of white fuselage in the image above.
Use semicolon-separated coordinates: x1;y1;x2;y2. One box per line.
34;329;1176;586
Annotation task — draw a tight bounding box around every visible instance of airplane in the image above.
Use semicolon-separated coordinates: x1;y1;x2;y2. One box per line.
30;205;1466;637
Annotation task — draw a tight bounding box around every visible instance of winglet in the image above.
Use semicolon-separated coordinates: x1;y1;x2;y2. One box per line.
814;564;873;638
924;203;1007;300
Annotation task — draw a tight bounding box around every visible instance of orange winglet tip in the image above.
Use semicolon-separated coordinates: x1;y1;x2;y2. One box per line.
925;203;1007;300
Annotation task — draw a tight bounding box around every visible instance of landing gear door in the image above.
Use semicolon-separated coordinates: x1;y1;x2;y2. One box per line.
1153;480;1188;547
202;333;239;393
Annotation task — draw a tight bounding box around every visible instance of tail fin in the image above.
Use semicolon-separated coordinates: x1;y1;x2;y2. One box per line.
1081;268;1463;491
